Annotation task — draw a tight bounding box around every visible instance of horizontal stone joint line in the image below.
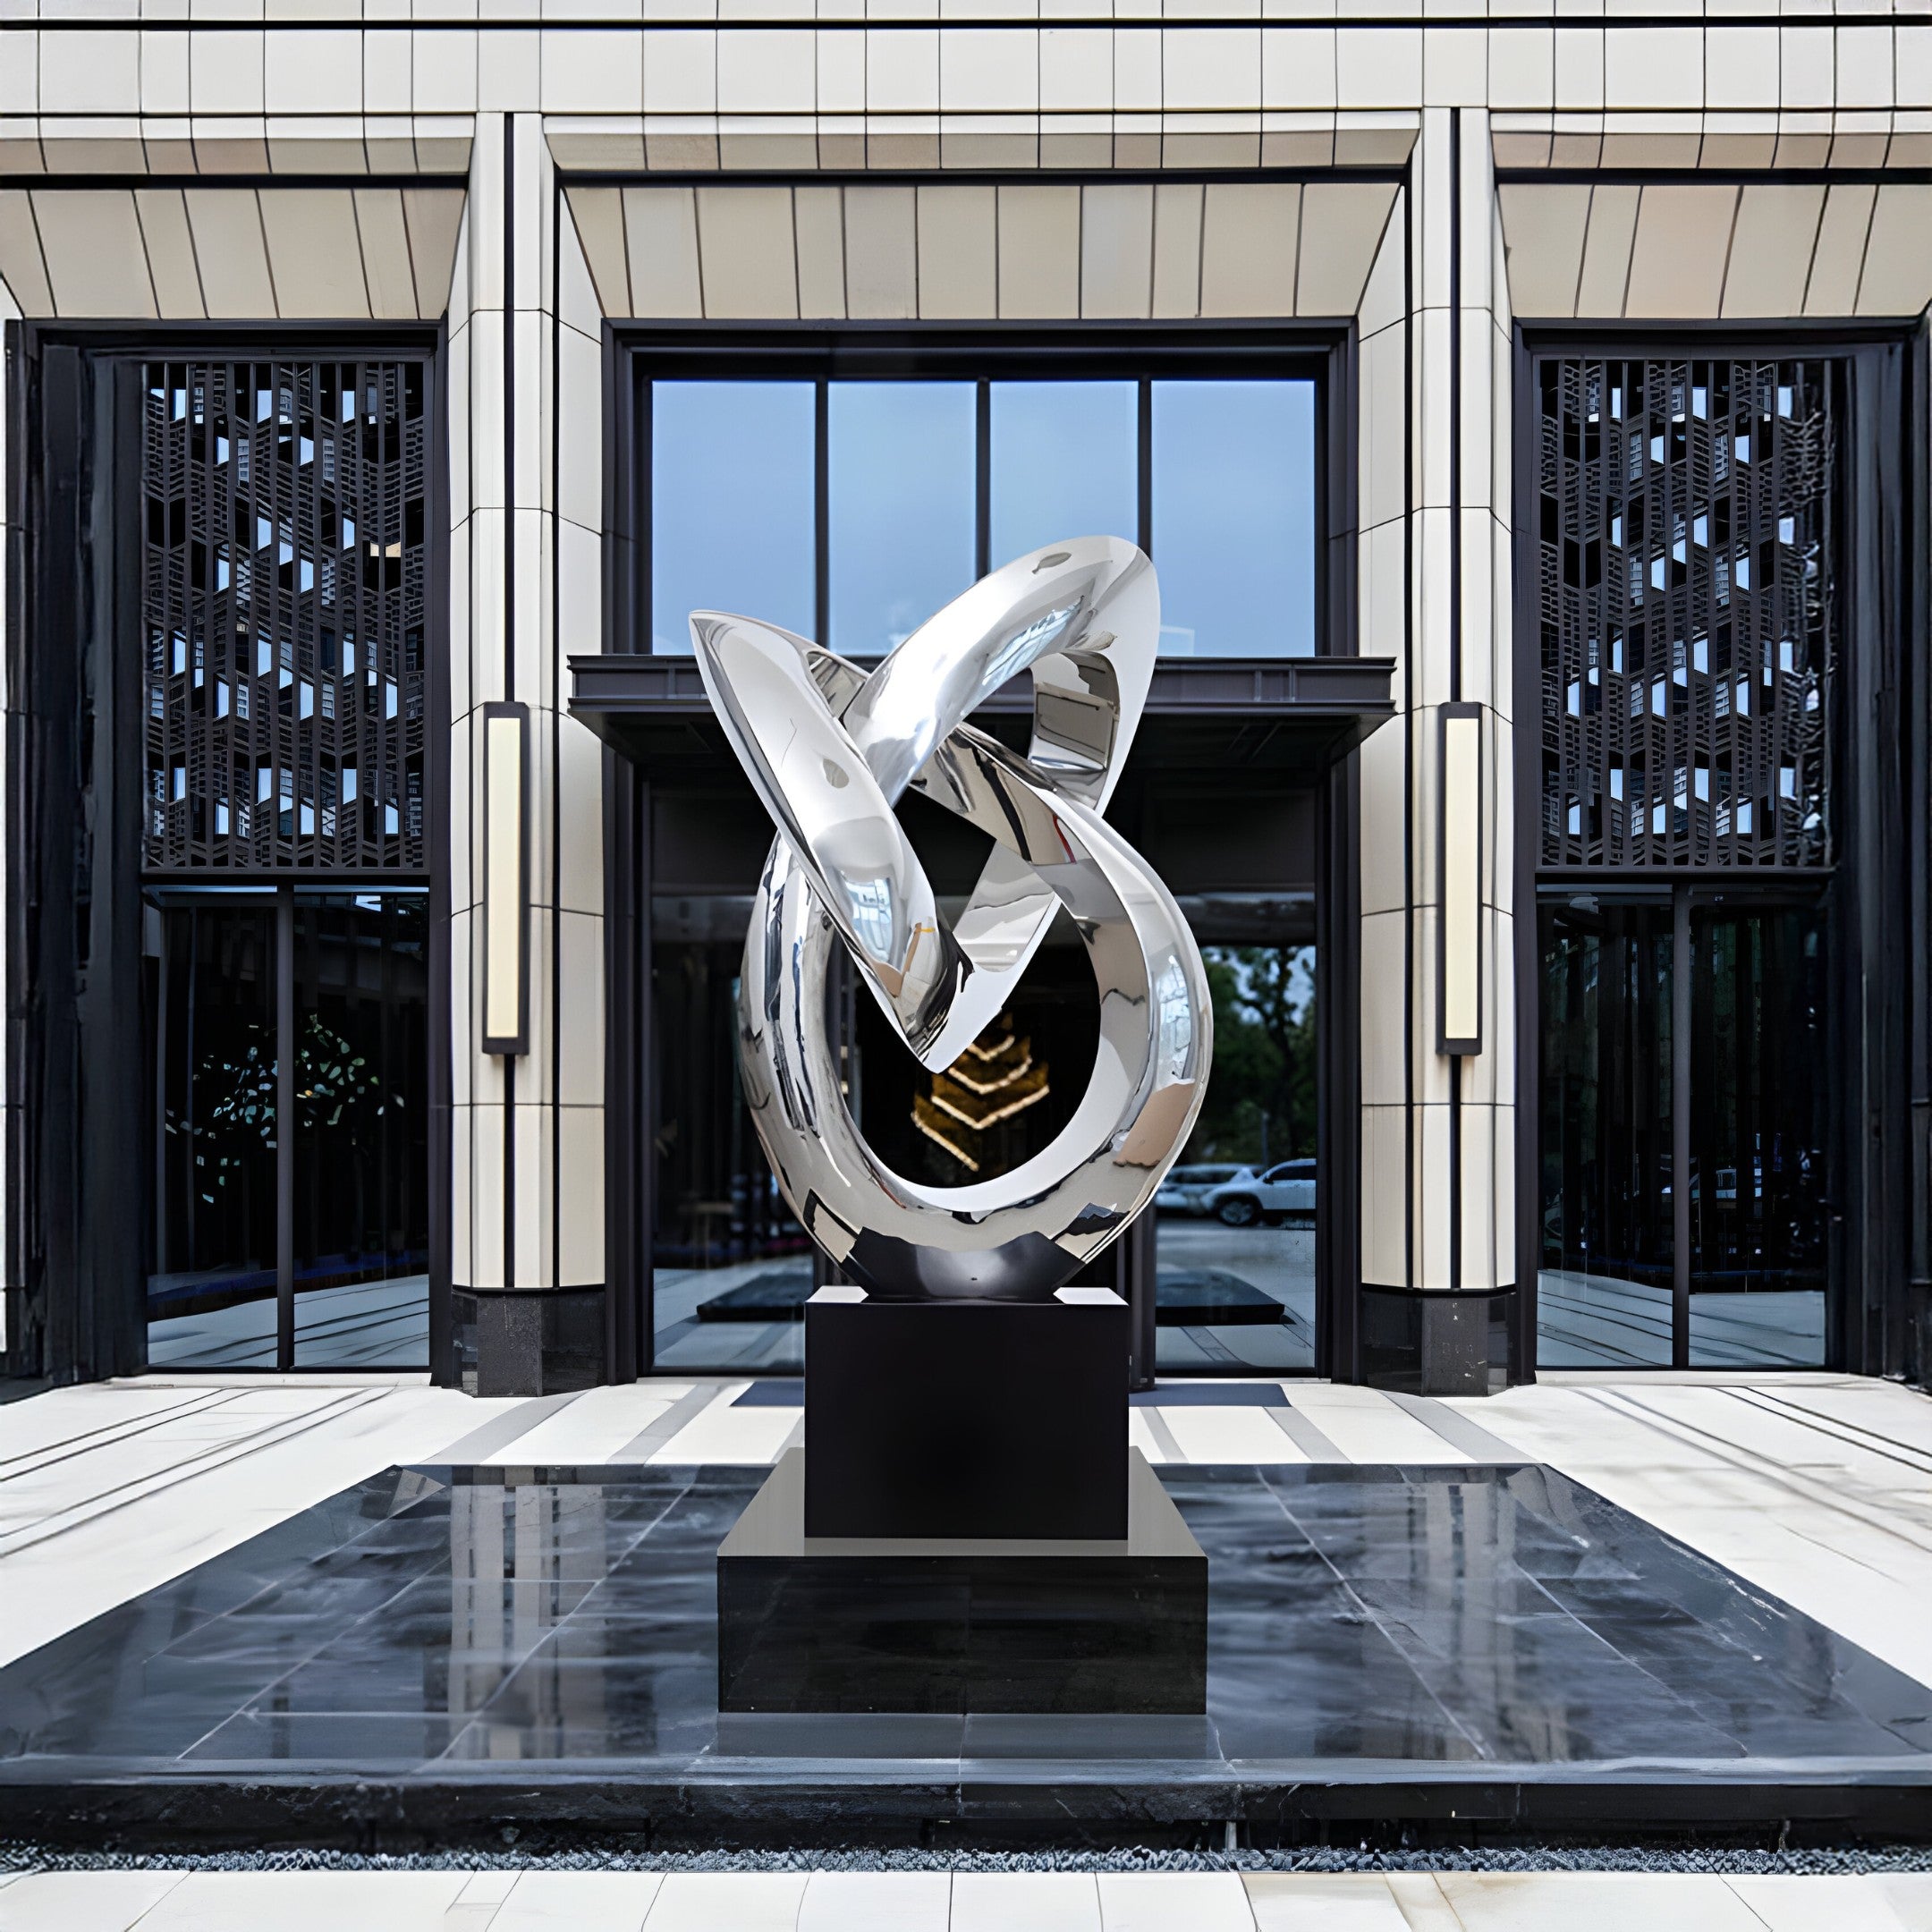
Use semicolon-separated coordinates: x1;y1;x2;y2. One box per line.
0;1389;385;1560
0;1388;237;1484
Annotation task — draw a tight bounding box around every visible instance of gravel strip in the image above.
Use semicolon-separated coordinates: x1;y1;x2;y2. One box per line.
6;1844;1932;1877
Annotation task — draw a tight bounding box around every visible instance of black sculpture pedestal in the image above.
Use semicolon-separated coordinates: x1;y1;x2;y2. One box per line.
804;1286;1131;1540
717;1446;1207;1715
715;1285;1208;1716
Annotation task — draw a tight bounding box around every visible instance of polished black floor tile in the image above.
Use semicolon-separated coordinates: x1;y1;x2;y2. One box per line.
3;1460;1931;1801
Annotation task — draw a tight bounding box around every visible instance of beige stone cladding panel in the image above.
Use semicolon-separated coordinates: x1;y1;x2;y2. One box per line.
1499;177;1932;319
578;179;1399;322
0;185;462;320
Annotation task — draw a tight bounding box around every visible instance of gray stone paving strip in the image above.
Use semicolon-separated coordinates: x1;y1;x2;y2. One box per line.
1267;1402;1347;1462
428;1390;585;1463
1139;1406;1186;1463
1386;1390;1529;1462
608;1383;733;1462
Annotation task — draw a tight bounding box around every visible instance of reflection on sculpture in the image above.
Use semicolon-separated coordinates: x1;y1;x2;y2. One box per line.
691;538;1212;1303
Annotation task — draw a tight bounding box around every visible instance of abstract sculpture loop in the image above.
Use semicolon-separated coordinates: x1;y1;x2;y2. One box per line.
691;538;1212;1303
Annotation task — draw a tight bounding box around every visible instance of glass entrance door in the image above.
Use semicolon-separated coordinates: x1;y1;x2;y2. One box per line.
1536;888;1828;1369
144;887;429;1370
1153;900;1319;1372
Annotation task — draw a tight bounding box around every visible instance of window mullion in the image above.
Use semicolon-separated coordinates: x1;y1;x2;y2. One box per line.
976;379;990;580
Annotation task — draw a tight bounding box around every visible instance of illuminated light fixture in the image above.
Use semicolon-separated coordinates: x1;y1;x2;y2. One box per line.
1438;702;1483;1057
911;1012;1052;1172
482;700;530;1056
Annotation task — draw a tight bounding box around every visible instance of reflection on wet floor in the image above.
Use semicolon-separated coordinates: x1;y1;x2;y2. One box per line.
5;1458;1930;1786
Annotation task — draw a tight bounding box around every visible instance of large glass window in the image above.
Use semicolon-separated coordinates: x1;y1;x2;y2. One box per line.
644;370;1318;658
1152;381;1316;657
1530;351;1846;1374
1536;890;1826;1370
138;356;436;1374
145;888;429;1370
650;381;815;656
828;383;979;657
988;380;1139;567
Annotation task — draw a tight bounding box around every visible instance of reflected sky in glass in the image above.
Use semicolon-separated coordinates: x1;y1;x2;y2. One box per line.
1152;380;1316;657
829;382;976;657
650;381;814;655
989;381;1139;565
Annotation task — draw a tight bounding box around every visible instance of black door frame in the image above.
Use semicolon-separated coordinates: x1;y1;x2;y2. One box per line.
3;324;451;1388
1512;325;1922;1381
597;321;1368;1385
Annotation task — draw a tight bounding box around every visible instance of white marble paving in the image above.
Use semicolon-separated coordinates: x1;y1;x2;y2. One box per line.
648;1387;801;1465
1157;1406;1307;1466
472;1385;686;1466
0;1382;518;1665
1096;1870;1255;1931
641;1870;809;1932
144;1871;467;1929
1245;1871;1411;1928
951;1870;1102;1932
3;1870;1929;1932
1453;1377;1932;1691
9;1368;1932;1699
1281;1385;1474;1466
795;1869;952;1932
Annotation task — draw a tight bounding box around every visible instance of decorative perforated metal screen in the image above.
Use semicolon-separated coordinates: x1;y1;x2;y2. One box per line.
1535;357;1837;869
141;360;429;872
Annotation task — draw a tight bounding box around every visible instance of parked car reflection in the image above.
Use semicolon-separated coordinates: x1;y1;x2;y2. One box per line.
1203;1159;1317;1229
1155;1165;1257;1216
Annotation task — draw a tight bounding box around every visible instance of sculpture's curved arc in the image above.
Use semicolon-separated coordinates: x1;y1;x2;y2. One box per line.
691;537;1210;1303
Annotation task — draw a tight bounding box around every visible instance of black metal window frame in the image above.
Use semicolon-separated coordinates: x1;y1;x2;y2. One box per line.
1512;322;1922;1381
596;320;1365;1386
601;323;1358;674
3;322;453;1388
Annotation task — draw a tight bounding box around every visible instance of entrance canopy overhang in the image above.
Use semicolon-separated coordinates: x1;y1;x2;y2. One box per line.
568;656;1397;780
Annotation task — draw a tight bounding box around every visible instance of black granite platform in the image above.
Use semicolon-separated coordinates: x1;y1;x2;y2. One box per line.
3;1460;1931;1848
718;1451;1207;1715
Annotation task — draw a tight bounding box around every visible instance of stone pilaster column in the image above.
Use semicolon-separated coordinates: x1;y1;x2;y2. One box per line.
451;113;606;1394
1355;108;1519;1394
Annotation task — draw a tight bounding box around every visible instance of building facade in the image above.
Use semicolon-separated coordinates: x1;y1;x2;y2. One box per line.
0;1;1927;1400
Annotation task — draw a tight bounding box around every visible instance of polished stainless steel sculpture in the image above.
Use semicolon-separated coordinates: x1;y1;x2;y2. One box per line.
691;538;1212;1302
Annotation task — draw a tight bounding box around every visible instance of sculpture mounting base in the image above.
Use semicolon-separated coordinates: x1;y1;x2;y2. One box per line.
716;1448;1208;1715
803;1288;1129;1541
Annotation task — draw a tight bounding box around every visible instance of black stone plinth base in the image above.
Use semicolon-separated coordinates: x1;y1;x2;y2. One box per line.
804;1291;1129;1539
1360;1285;1516;1395
453;1286;606;1396
716;1448;1207;1716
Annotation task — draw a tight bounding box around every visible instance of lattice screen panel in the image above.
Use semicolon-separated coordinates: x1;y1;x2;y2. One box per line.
142;360;428;872
1535;357;1837;869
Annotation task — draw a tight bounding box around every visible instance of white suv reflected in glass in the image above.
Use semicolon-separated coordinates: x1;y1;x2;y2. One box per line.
1203;1159;1318;1228
1155;1165;1256;1216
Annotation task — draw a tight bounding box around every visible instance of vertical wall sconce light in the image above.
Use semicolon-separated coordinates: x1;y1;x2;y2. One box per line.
482;700;530;1056
1438;702;1483;1057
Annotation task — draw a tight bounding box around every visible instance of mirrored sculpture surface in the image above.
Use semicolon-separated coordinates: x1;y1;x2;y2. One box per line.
691;538;1212;1302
